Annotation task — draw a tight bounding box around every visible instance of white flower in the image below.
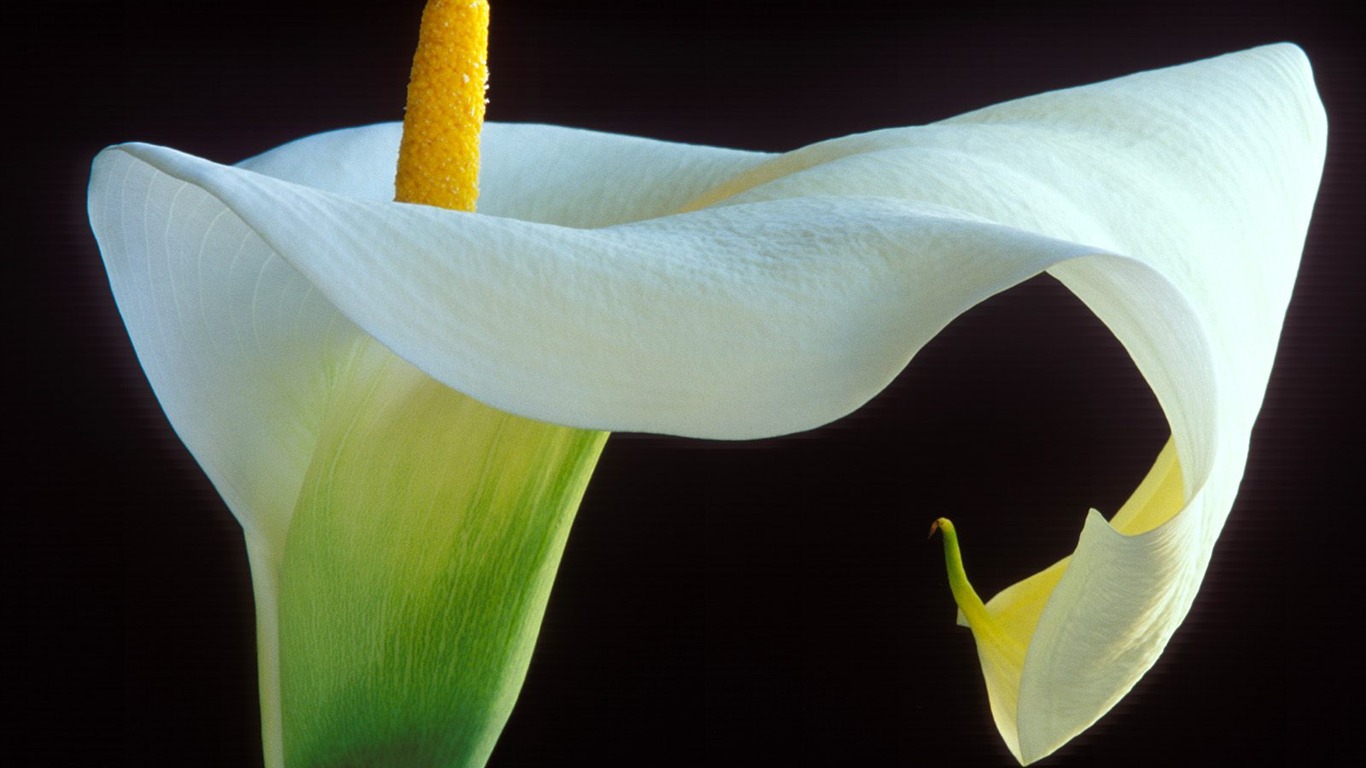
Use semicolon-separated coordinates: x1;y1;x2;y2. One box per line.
88;43;1324;764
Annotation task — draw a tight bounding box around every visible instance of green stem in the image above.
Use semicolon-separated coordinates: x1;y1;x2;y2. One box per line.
930;518;991;625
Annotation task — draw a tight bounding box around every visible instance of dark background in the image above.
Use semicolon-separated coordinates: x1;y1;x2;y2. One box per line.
6;0;1361;765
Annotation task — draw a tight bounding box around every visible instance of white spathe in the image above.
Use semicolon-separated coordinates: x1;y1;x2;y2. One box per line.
88;44;1324;764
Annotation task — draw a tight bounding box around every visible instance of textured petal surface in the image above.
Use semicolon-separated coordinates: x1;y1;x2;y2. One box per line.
88;149;355;546
93;142;1089;446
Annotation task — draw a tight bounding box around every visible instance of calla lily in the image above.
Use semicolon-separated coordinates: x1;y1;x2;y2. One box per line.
89;41;1323;766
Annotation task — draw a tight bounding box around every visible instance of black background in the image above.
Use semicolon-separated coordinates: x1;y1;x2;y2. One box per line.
6;1;1362;765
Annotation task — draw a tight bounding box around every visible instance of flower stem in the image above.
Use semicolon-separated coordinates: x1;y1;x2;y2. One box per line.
929;517;994;629
929;516;1027;670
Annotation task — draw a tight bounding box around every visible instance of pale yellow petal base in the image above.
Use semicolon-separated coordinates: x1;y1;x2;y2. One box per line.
945;440;1184;763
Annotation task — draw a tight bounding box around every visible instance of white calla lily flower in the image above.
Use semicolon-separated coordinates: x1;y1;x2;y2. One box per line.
89;43;1323;765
